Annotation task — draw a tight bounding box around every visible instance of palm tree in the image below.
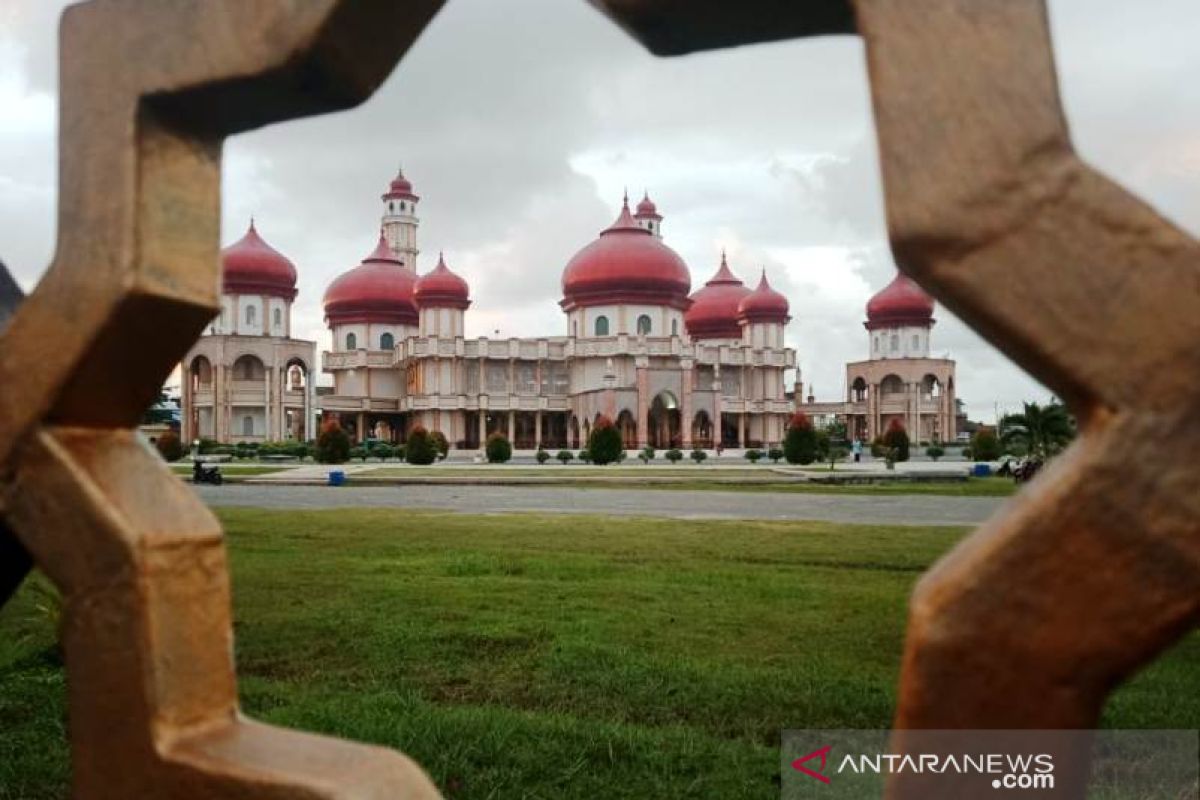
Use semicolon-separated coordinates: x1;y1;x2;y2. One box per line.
999;401;1075;460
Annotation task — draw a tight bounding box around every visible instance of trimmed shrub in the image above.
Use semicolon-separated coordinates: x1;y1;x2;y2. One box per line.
587;415;623;465
315;420;351;464
690;448;707;464
350;446;369;462
406;426;439;465
486;432;513;463
536;448;550;464
783;412;818;465
291;441;312;461
970;428;1002;461
578;449;591;464
745;448;762;464
639;446;655;464
430;430;450;460
665;448;683;463
197;438;219;455
767;447;784;464
925;445;945;461
882;419;910;462
155;431;184;462
372;443;395;461
556;449;574;464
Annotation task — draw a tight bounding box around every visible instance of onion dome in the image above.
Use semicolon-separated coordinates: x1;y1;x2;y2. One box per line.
381;167;418;202
561;196;691;310
634;191;661;220
738;270;791;324
865;271;935;330
684;252;751;340
323;234;418;326
414;252;471;310
221;220;298;300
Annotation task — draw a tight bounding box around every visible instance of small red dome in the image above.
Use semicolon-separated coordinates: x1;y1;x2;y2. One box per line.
323;234;418;326
415;252;470;310
685;253;750;340
635;191;661;220
865;271;935;330
221;221;297;300
381;167;418;202
738;270;790;323
561;198;691;311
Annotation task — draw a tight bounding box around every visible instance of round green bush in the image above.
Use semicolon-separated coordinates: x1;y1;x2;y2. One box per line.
925;445;945;461
639;446;655;464
430;430;450;460
536;448;550;464
578;449;591;463
745;448;762;463
783;412;818;465
690;448;707;463
970;428;1001;461
154;431;184;462
316;421;351;464
486;432;513;463
556;449;574;464
587;416;623;465
406;426;438;465
665;448;683;463
767;447;784;464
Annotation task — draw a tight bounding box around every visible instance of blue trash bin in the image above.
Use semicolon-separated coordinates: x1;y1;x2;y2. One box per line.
972;464;991;478
328;470;345;486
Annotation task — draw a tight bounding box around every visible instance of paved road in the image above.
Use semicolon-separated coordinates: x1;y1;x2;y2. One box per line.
194;484;1004;527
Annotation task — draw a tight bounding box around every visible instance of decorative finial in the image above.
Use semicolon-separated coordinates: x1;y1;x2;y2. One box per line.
623;187;629;207
249;215;256;231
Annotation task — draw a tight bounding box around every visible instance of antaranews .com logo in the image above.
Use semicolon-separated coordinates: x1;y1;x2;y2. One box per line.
780;730;1198;799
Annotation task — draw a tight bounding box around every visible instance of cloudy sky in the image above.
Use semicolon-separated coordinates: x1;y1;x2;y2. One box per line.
3;1;1199;421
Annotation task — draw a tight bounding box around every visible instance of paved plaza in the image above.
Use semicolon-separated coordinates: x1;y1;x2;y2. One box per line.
194;483;1004;527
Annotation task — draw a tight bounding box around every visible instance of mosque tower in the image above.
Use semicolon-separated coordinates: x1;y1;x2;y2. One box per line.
380;167;420;270
634;191;663;238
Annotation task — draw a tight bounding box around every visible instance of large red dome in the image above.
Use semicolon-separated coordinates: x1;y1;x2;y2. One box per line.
738;270;790;323
221;221;297;300
684;253;750;340
561;199;691;311
414;252;470;309
323;235;418;326
865;271;935;330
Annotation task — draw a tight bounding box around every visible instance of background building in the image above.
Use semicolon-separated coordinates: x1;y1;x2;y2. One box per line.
181;223;317;444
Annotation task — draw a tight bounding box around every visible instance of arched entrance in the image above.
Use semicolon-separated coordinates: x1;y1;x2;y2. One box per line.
692;410;713;449
615;410;637;449
648;391;681;449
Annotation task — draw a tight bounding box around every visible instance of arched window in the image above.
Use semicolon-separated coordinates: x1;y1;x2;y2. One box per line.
273;308;282;328
890;334;899;352
636;314;652;335
380;332;394;350
912;334;919;350
389;202;394;213
671;319;678;336
245;304;256;326
346;332;357;350
242;416;254;436
594;315;609;336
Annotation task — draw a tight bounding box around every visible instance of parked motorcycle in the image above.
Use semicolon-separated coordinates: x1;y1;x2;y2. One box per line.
192;461;223;485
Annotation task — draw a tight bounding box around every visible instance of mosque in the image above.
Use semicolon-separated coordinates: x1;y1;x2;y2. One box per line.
181;168;957;450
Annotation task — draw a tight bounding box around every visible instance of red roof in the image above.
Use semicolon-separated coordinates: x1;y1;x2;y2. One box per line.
684;252;750;340
865;271;935;330
738;270;790;323
323;234;418;326
221;221;297;300
381;167;419;202
414;252;471;309
561;198;691;311
634;191;661;220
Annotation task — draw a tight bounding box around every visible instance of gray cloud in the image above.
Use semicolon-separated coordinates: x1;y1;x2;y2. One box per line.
4;0;1198;421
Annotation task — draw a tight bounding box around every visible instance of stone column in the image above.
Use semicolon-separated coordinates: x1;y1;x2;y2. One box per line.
712;366;723;449
356;411;366;443
681;361;693;448
507;410;515;443
738;412;746;448
635;359;649;448
181;365;193;442
478;410;486;445
534;410;542;448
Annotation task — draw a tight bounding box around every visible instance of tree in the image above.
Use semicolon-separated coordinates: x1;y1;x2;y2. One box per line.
745;449;762;463
999;401;1074;461
536;447;550;464
783;412;818;465
767;447;784;464
406;426;438;465
925;445;945;461
429;430;450;460
315;420;351;464
827;445;848;471
556;449;574;464
970;427;1002;462
639;446;655;464
154;430;183;462
882;419;910;462
587;415;623;465
486;432;512;463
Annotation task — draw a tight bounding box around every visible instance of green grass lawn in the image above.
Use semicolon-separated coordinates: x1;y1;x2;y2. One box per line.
1;510;1193;799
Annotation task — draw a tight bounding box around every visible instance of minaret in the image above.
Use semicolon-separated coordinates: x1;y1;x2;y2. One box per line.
634;191;663;238
380;167;420;271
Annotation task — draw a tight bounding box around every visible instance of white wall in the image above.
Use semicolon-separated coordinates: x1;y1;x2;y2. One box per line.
870;325;930;360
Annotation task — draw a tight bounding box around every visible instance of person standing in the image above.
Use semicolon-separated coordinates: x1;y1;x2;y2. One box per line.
852;438;863;463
